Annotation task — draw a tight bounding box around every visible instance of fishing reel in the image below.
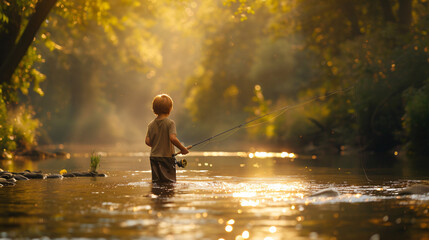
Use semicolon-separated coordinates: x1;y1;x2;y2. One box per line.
175;159;187;168
173;146;192;168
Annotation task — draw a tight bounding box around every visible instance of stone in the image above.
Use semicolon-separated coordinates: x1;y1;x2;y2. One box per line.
62;173;76;178
69;172;107;177
0;178;15;186
71;172;94;177
23;173;45;179
398;184;429;195
309;189;340;197
13;174;29;180
54;151;70;158
7;178;16;183
46;174;63;179
0;172;13;179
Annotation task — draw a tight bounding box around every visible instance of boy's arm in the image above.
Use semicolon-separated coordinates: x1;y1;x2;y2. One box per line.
170;134;189;155
145;136;152;147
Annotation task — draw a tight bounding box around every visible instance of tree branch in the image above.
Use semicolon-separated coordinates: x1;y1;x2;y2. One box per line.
0;0;58;86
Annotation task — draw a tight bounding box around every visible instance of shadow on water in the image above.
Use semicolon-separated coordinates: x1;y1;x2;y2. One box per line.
151;183;175;210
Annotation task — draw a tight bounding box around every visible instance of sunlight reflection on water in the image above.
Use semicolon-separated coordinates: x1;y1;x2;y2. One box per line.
0;153;428;239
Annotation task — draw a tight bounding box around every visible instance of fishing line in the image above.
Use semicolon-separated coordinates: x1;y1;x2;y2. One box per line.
244;87;354;129
174;86;354;156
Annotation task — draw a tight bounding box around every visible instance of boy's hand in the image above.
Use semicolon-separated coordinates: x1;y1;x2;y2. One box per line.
180;148;189;155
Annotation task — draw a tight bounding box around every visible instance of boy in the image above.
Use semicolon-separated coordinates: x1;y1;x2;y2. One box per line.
145;94;189;183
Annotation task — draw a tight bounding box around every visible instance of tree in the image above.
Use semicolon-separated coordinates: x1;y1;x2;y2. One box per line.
0;0;57;99
223;0;429;153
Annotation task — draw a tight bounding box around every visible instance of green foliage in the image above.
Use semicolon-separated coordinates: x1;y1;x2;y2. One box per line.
90;152;101;172
0;91;16;156
1;0;429;156
214;0;429;153
10;106;40;152
403;81;429;153
0;90;39;157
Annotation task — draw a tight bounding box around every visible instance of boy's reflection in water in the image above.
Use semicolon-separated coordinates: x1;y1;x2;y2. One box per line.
151;183;175;210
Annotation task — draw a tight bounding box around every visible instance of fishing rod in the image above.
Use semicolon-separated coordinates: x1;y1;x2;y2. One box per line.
174;86;354;168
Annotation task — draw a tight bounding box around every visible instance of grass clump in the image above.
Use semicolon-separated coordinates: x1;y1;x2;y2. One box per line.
90;153;101;173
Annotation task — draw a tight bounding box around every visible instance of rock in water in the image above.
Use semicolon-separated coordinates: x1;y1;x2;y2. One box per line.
71;172;93;177
72;172;101;177
23;173;45;179
398;184;429;195
62;173;76;178
13;174;29;180
7;178;16;183
0;178;15;186
309;189;340;197
46;174;63;179
0;172;13;179
67;172;107;177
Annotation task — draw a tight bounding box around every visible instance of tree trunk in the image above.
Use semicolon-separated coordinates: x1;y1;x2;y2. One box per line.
398;0;412;31
0;1;22;66
0;0;58;86
380;0;395;23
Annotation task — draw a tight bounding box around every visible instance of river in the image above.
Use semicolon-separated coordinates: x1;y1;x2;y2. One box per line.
0;151;428;239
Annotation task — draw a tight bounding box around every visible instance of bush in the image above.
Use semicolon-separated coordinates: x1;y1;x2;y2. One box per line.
0;90;39;158
403;82;429;153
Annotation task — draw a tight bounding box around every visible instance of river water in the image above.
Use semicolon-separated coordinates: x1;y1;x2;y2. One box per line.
0;151;428;240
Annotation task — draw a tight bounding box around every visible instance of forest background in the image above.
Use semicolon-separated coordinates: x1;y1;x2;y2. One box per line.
1;0;428;158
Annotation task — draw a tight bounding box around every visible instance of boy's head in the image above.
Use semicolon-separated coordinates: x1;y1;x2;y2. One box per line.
152;94;173;115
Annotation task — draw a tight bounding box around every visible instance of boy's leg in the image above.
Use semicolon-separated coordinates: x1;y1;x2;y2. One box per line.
150;157;176;183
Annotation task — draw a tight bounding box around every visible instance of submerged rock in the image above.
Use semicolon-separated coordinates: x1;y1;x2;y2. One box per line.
62;173;76;178
398;184;429;195
0;178;16;186
7;178;16;183
23;173;45;179
309;189;340;197
13;174;29;180
71;172;89;177
0;172;13;179
54;151;71;159
47;174;63;179
69;172;107;177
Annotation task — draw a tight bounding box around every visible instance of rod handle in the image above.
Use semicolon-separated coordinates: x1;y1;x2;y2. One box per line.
173;145;193;157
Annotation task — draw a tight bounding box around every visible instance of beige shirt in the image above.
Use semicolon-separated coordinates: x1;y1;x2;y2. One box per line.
146;118;177;157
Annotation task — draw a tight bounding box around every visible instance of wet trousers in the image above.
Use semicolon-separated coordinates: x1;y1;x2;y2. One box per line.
150;157;176;183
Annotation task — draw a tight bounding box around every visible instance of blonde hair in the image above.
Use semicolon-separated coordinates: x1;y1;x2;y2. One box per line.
152;94;173;115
